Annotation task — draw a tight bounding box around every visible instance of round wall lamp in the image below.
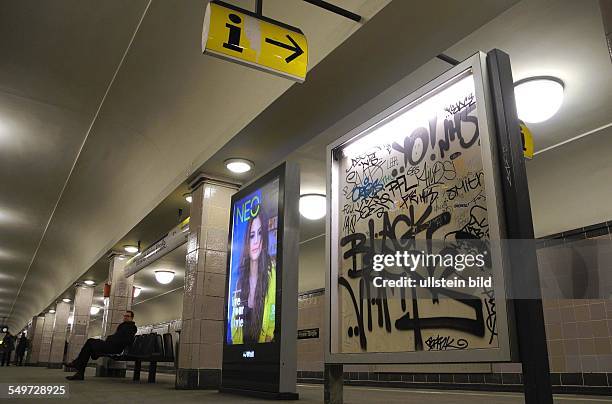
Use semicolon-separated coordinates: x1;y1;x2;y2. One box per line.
90;306;101;316
133;286;142;298
124;245;139;254
299;193;326;220
62;298;71;303
224;158;254;174
154;270;175;285
514;76;564;123
83;280;95;286
184;193;193;203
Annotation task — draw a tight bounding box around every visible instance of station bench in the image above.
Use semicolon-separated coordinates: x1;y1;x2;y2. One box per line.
105;332;175;383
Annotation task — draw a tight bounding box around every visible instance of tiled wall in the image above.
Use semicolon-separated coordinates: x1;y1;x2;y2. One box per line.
539;220;612;374
297;289;325;372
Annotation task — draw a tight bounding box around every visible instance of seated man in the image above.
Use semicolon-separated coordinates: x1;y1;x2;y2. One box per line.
65;310;137;381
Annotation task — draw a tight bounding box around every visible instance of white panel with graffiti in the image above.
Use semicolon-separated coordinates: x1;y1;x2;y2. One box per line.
331;69;508;359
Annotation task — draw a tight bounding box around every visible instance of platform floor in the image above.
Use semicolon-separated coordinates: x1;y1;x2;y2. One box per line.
0;366;610;403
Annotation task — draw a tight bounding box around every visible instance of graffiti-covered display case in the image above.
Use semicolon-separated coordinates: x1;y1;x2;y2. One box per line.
325;52;516;364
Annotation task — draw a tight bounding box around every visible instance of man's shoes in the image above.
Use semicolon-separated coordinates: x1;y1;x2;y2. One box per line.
63;361;75;368
65;372;84;381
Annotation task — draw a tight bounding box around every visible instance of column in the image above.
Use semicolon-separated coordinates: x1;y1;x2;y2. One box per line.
65;285;94;370
96;254;133;377
26;316;45;365
38;311;55;366
48;301;70;368
176;176;237;389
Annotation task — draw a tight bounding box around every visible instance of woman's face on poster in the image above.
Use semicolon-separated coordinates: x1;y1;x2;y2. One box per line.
249;216;263;262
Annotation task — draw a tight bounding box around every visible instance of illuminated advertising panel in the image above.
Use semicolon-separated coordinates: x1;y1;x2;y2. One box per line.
222;163;299;398
226;179;279;346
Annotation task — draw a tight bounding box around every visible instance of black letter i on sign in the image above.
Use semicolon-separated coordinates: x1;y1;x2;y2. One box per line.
223;13;243;53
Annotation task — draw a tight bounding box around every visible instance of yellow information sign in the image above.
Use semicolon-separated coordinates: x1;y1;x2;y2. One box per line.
202;1;308;82
520;122;534;159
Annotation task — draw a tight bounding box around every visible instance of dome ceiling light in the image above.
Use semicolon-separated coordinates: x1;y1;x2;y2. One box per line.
62;298;71;303
514;76;564;123
184;193;193;203
83;280;95;286
154;270;175;285
124;245;139;254
90;306;101;315
299;193;326;220
224;158;254;174
133;286;142;298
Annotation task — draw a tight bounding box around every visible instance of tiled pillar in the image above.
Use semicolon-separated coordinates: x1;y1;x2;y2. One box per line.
48;301;70;368
38;311;55;366
96;255;133;377
26;316;45;365
65;285;94;369
176;177;237;389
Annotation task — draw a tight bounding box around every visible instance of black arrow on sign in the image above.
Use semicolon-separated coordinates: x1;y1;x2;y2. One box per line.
265;35;304;63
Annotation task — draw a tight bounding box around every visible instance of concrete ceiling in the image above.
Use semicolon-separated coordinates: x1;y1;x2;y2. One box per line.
1;0;391;330
0;0;151;324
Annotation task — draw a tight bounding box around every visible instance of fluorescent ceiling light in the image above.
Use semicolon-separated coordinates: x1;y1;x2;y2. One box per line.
124;245;139;254
514;76;564;123
342;75;476;158
224;158;253;174
62;298;71;303
83;280;95;286
299;194;326;220
133;286;142;298
90;306;101;315
154;270;175;285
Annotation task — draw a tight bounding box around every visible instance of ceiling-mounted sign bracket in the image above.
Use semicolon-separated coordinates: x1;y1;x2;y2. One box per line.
302;0;362;22
254;0;362;22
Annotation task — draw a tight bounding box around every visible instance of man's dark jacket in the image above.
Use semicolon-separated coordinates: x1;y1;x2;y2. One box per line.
16;336;27;354
105;321;137;350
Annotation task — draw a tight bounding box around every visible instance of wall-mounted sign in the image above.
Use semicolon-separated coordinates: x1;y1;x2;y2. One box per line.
123;218;189;278
202;1;308;82
297;328;319;340
326;53;515;364
520;122;534;159
222;162;300;399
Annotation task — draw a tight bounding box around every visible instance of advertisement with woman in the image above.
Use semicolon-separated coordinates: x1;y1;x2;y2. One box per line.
226;178;279;345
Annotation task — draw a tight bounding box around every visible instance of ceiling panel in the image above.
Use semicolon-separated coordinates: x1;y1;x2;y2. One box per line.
0;0;150;329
